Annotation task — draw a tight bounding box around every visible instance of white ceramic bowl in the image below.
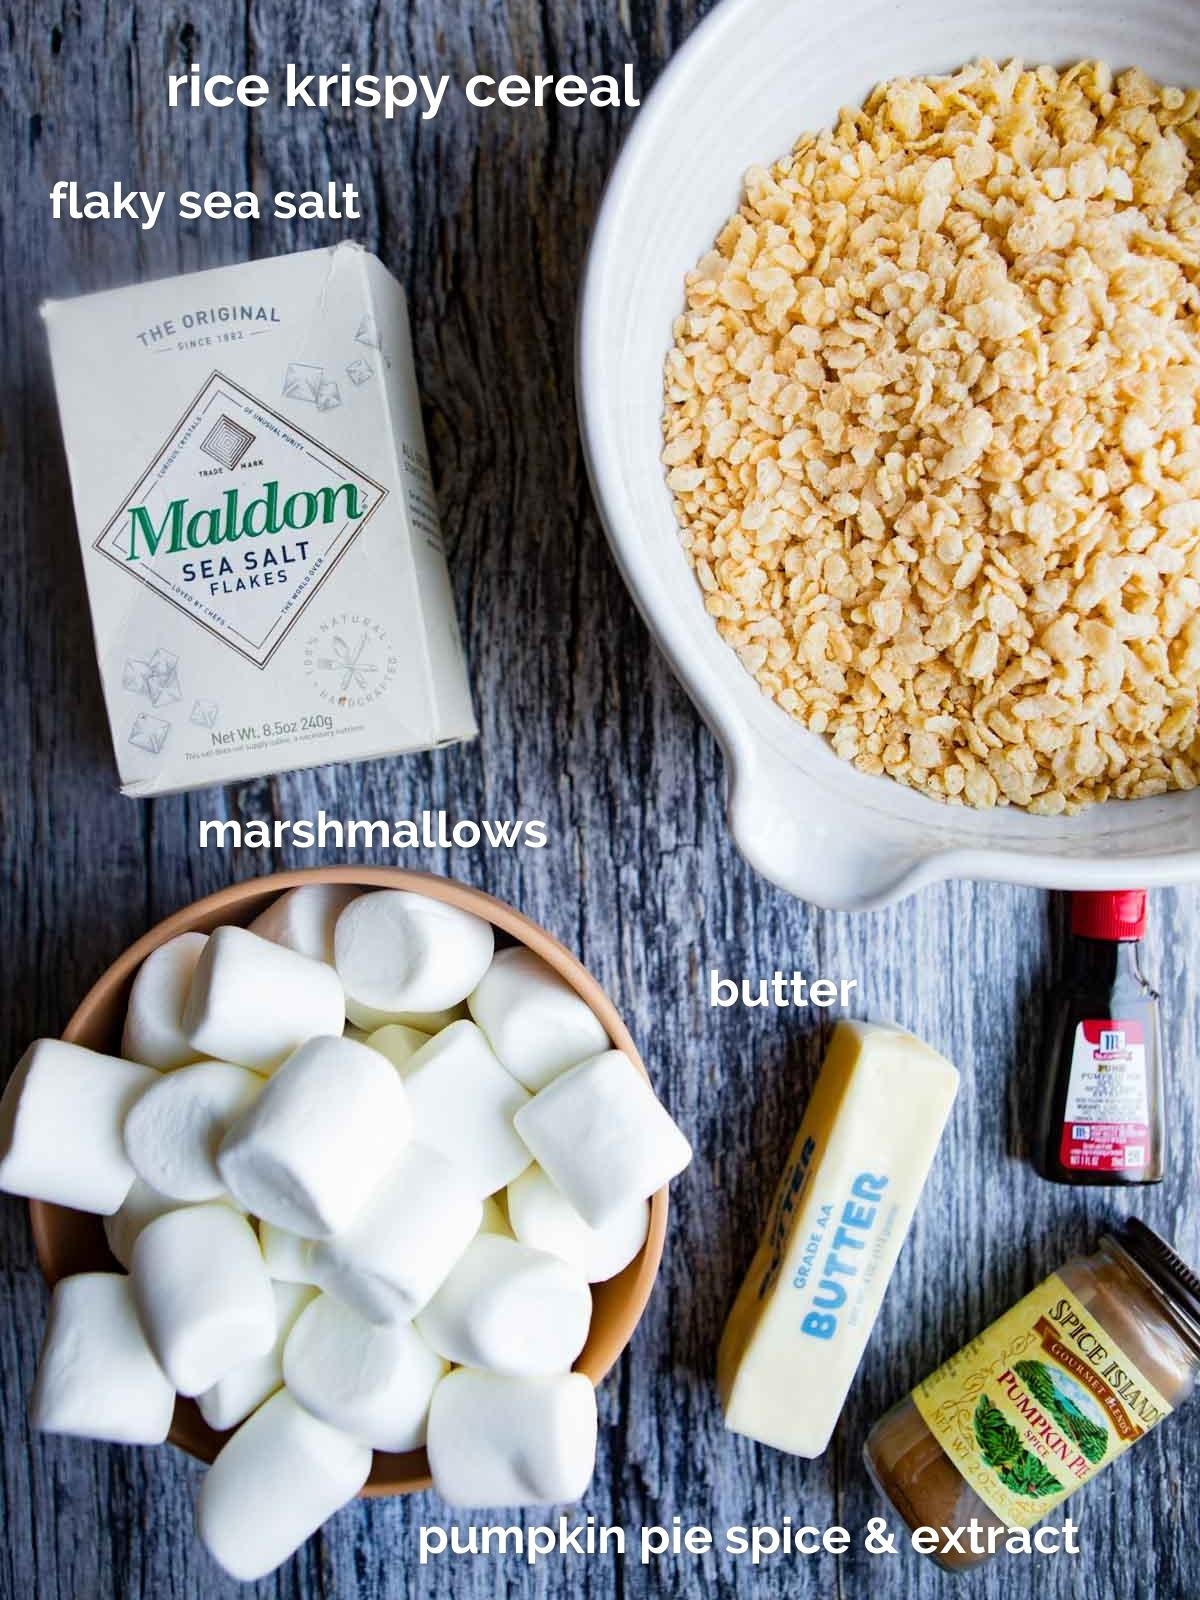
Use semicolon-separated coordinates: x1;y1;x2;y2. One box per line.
578;0;1200;909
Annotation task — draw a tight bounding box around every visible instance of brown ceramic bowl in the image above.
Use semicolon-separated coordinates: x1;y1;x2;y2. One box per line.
29;866;668;1496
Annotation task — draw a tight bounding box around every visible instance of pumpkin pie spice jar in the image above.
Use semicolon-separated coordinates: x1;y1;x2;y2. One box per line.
864;1220;1200;1570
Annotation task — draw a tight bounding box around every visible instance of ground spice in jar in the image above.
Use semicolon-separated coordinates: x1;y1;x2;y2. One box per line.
863;1221;1200;1569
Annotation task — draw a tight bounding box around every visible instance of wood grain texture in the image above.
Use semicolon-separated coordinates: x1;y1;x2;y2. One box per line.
2;1;1198;1596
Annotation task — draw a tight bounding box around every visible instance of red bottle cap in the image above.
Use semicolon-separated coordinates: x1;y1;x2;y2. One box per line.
1070;889;1147;941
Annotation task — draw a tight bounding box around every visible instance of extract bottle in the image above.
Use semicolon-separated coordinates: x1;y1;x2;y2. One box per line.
1032;889;1163;1186
863;1220;1200;1570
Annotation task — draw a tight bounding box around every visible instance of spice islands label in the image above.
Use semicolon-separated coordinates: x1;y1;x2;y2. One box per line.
912;1273;1173;1528
94;370;386;669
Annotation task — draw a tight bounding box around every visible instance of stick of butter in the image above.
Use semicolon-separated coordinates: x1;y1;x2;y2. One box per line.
717;1019;959;1458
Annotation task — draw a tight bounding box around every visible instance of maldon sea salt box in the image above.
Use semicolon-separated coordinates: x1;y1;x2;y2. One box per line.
43;243;476;796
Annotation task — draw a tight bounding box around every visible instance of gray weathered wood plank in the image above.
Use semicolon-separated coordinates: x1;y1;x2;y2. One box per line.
2;2;1197;1597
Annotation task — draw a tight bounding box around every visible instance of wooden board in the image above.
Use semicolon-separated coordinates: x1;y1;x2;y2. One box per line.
1;2;1197;1595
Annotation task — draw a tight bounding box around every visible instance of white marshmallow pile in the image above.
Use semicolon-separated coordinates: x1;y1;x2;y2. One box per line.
1;883;691;1582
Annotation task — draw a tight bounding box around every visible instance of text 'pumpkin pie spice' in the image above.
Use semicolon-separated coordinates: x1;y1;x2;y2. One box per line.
664;60;1200;812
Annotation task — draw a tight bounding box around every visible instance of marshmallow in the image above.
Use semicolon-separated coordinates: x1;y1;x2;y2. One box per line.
508;1165;649;1283
197;1389;372;1582
309;1142;481;1323
182;926;345;1073
103;1177;183;1269
343;1024;371;1043
346;998;469;1032
248;884;361;966
400;1022;531;1196
217;1036;411;1237
334;891;494;1017
30;1273;175;1445
415;1234;591;1377
259;1220;316;1285
121;931;209;1069
427;1370;598;1507
468;948;609;1091
365;1023;431;1072
198;1280;317;1432
391;1003;468;1033
0;1040;156;1214
514;1051;691;1226
479;1191;513;1237
282;1294;448;1451
131;1203;275;1396
124;1060;264;1202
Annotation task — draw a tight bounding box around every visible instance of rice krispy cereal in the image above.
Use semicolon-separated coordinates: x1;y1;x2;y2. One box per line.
662;60;1200;812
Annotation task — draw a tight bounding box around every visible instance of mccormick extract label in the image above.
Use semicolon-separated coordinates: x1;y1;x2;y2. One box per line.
1059;1020;1150;1174
912;1273;1173;1528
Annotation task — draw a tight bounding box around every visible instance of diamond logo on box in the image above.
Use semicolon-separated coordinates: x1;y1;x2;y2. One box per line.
201;414;256;470
93;370;387;669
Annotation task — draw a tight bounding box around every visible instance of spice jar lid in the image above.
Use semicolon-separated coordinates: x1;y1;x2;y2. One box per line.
1115;1219;1200;1342
1070;889;1147;941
